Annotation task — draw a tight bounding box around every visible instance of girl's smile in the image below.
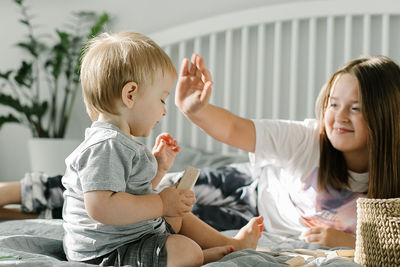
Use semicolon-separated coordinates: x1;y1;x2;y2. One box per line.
334;127;353;134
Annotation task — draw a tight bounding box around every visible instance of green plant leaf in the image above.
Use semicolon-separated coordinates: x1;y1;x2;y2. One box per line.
19;19;30;26
14;0;23;5
1;0;111;138
32;100;48;118
89;13;109;38
0;70;13;80
0;93;27;113
16;41;39;58
0;93;47;121
14;61;33;88
0;114;20;129
44;30;70;79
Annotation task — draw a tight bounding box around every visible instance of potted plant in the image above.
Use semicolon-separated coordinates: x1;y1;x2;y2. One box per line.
0;0;110;175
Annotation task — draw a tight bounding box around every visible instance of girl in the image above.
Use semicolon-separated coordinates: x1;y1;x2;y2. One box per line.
175;54;400;248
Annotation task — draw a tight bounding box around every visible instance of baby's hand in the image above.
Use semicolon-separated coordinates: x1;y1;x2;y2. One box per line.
175;54;213;116
153;133;180;172
159;184;196;217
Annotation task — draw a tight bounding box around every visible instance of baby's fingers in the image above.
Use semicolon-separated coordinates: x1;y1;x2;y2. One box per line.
152;139;166;155
173;145;181;152
183;195;196;206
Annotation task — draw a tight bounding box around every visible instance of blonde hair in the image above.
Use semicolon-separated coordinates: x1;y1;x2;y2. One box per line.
80;31;177;117
317;56;400;199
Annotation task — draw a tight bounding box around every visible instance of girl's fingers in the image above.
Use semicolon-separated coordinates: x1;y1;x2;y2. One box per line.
200;81;213;103
179;58;190;77
196;55;212;82
305;234;318;243
189;54;197;75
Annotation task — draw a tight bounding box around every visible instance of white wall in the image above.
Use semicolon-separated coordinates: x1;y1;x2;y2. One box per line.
0;0;311;180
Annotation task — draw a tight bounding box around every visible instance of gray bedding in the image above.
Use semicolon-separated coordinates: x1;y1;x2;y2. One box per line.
0;219;361;266
0;147;361;266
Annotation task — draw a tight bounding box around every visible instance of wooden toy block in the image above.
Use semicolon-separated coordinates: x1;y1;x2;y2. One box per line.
284;256;304;266
177;166;200;190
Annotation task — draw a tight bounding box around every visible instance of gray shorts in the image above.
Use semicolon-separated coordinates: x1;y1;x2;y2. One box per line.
84;219;176;267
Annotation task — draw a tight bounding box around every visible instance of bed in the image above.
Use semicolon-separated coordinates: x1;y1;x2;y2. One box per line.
0;148;370;267
0;148;362;267
1;0;400;266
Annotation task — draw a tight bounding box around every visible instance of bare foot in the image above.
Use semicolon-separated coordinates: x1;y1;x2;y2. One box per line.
203;245;234;264
233;216;264;250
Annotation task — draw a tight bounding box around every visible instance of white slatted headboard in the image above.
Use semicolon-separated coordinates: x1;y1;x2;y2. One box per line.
145;0;400;155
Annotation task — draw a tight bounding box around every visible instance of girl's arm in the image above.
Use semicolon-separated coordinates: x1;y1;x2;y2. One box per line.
186;104;256;152
84;186;195;226
175;54;256;153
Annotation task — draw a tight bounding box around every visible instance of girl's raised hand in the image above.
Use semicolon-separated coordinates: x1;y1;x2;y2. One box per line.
152;133;181;173
175;54;213;116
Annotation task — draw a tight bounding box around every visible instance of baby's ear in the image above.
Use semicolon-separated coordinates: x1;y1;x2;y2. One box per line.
121;82;138;108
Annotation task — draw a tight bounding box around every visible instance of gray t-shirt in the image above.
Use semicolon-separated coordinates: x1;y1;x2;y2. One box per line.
62;121;166;261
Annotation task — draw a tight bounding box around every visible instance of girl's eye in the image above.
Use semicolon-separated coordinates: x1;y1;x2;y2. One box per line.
161;99;166;104
329;103;337;108
352;107;360;111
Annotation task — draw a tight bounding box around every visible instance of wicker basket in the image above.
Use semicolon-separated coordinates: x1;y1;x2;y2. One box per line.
355;197;400;267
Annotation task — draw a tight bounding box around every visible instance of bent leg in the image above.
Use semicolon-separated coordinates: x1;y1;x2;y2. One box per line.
0;181;39;220
165;234;203;267
178;212;263;251
0;182;22;206
0;173;65;220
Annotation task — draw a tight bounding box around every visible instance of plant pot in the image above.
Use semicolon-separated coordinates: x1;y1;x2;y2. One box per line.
28;138;80;176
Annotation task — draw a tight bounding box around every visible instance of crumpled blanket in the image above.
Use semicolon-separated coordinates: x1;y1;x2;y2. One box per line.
159;164;259;230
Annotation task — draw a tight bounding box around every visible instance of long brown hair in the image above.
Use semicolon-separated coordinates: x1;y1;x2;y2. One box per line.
317;56;400;199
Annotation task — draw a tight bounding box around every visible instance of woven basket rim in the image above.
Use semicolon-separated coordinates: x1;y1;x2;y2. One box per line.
357;197;400;203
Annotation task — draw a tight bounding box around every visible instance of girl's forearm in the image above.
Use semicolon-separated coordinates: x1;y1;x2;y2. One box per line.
185;104;256;152
84;191;164;225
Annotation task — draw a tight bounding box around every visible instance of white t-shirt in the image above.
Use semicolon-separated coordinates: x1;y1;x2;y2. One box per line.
249;119;368;236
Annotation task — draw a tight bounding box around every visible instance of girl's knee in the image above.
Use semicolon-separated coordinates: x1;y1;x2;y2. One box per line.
165;234;203;267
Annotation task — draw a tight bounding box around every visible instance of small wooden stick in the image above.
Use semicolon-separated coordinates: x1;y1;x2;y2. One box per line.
256;246;272;252
284;256;304;266
335;249;355;257
293;249;326;257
